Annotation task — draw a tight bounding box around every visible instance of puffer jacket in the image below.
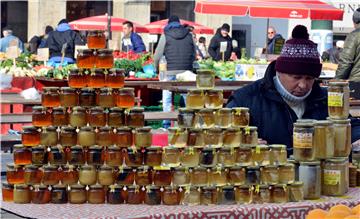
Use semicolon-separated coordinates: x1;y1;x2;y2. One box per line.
335;24;360;81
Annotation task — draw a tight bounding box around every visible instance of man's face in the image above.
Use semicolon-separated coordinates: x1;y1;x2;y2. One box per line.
277;72;315;97
268;28;276;40
123;24;132;37
221;29;228;37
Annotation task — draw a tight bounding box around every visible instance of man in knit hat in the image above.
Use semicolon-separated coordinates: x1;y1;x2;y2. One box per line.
336;7;360;81
227;25;360;155
208;23;235;61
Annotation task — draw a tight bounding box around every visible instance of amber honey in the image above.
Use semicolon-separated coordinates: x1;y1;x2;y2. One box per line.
126;185;145;204
127;107;144;127
145;146;163;166
87;31;106;49
22;126;40;146
62;165;79;185
135;166;152;186
87;146;104;166
144;185;161;205
49;146;67;165
89;106;106;127
198;109;216;128
60;126;77;146
125;147;144;167
232;107;250;127
96;127;114;146
117;166;135;185
24;165;43;185
79;88;96;107
96;49;114;69
153;167;172;186
42;165;60;185
7;164;25;184
42;87;60;107
190;167;208;185
107;68;125;88
106;146;123;166
32;106;52;127
77;49;95;69
114;127;133;147
87;184;106;204
68;69;89;88
107;185;125;204
52;107;68;126
60;87;79;107
117;88;135;108
89;69;106;88
13;144;32;165
108;107;125;127
97;88;115;107
163;186;181;205
31;185;51;204
2;182;14;202
186;89;205;109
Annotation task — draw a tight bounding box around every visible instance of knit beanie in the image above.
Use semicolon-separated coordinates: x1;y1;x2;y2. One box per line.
275;25;322;78
168;15;180;24
353;8;360;24
221;23;230;32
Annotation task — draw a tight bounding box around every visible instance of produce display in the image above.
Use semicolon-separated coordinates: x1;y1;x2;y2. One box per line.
114;51;155;78
306;204;360;219
0;53;43;77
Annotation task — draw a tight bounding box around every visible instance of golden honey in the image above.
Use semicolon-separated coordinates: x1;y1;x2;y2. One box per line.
77;49;95;69
117;88;135;109
13;144;32;165
96;49;114;69
87;31;106;49
107;68;125;88
60;87;79;107
32;106;52;127
42;87;60;107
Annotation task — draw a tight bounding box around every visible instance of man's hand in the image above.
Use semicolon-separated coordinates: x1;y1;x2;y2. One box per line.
352;139;360;147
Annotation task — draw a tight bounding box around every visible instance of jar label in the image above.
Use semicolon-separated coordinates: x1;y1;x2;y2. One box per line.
324;169;341;185
328;92;343;107
293;132;313;148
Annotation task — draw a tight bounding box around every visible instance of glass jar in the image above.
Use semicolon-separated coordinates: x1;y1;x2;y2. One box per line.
162;146;181;167
218;185;236;204
260;165;279;185
223;128;241;147
228;165;246;185
322;158;349;196
107;184;125;204
87;146;104;166
78;126;96;147
288;182;304;202
40;126;58;146
59;126;77;146
97;88;115;107
187;128;205;147
97;165;115;186
68;146;85;165
251;145;270;166
153;166;172;186
144;185;162;205
252;185;271;204
209;167;228;186
186;89;205;109
24;165;43;185
13;144;32;165
241;126;258;146
32;106;52;127
218;147;236;166
269;144;287;165
145;146;163;166
198;108;216;128
96;127;113;147
236;146;252;165
87;184;105;204
279;164;295;184
163;186;181;205
96;49;114;69
68;69;88;88
178;108;196;128
22;126;40;147
134;127;152;148
168;127;188;147
293;122;315;161
331;119;351;157
182;186;200;205
6;164;24;184
117;88;135;108
77;49;95;69
117;166;135;185
51;184;68;204
42;87;60;107
62;165;79;185
204;127;223;147
190;166;208;185
49;146;66;165
52;107;68;127
127;107;145;128
235;185;252;204
69;106;87;127
31;146;46;165
79;88;96;107
200;147;217;167
125;147;144;167
79;165;97;185
88;107;106;127
181;146;201;167
246;166;260;185
108;107;125;127
69;184;87;204
216;108;232;128
13;184;30;204
232;107;250;127
60;87;79;107
114;127;133;147
87;30;106;49
31;185;51;204
299;161;321;200
105;146;123;166
205;89;223;109
200;186;217;205
88;69;106;88
173;166;190;186
271;184;288;203
288;157;300;181
42;165;60;185
314;120;335;159
107;68;125;88
196;70;215;89
328;81;350;119
126;185;144;204
135;166;152;186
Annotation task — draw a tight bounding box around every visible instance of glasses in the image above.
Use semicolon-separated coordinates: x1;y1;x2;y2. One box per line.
268;32;274;34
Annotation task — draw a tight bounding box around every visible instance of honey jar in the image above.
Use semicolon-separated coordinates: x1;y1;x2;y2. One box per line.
205;89;223;109
218;186;236;205
126;185;144;204
252;185;270;204
288;182;304;202
200;186;217;205
204;127;223;147
69;184;87;204
88;106;106;127
30;186;49;205
145;146;163;166
241;126;258;146
96;49;114;69
79;165;97;185
187;128;205;147
114;127;133;147
269;144;287;165
216;108;232;128
235;185;252;204
77;49;95;69
299;161;321;200
260;165;279;185
322;158;349;196
87;30;106;49
79;88;96;107
32;106;52;127
52;107;68;126
293;122;315;161
181;186;200;205
108;107;125;127
197;108;216;128
331;118;352;157
48;146;66;165
68;69;88;88
117;166;135;185
2;182;14;202
125;147;144;167
42;87;60;107
135;166;152;186
59;126;77;146
328;81;350;119
162;146;181;167
117;88;135;108
172;166;190;186
69;106;87;127
22;126;40;147
69;146;85;165
228;165;246;185
278;164;295;184
246;166;260;185
236;146;252;165
209;166;228;186
87;184;105;204
78;126;96;147
232;107;250;127
97;88;115;107
6;164;24;184
31;146;46;165
134;127;152;148
252;145;270;166
223;128;241;147
87;146;104;166
62;165;79;185
168;127;188;147
127;107;145;127
314;120;335;159
42;165;60;185
107;68;125;88
144;185;161;205
40;126;58;146
60;87;79;107
180;146;201;167
178;108;196;128
153;166;172;186
107;184;125;204
196;70;215;89
106;146;123;167
13;184;31;204
51;184;68;204
218;147;236;166
200;147;217;167
272;184;289;203
186;89;205;109
190;166;208;185
24;165;43;185
162;186;181;205
96;127;113;146
13;144;32;165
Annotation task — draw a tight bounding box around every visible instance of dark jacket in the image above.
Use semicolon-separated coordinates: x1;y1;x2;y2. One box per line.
227;61;360;155
121;32;146;53
322;47;342;64
208;28;233;61
45;23;84;59
267;33;284;54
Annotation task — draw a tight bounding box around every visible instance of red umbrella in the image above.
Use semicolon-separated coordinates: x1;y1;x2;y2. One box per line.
145;19;214;34
69;14;149;33
194;0;344;20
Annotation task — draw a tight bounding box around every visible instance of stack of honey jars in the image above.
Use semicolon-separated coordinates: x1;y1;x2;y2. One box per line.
292;80;351;200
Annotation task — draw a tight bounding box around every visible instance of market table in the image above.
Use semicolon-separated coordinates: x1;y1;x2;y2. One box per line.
1;187;360;219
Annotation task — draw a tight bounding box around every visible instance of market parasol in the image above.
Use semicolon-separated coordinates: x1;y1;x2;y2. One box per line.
69;14;149;33
144;19;214;34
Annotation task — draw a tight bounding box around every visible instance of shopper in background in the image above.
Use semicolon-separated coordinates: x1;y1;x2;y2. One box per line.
0;27;24;52
208;23;235;61
121;21;146;53
266;26;284;54
335;7;360;81
197;36;208;60
321;41;344;64
28;25;54;54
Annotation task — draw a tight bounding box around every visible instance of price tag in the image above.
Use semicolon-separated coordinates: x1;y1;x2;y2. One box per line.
123;38;132;46
148;34;158;43
220;42;228;53
6;46;20;59
293;132;313;148
328;92;344;107
324;169;341;185
37;48;49;61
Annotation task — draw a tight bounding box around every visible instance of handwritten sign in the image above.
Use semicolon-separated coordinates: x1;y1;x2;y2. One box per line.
37;48;49;61
6;46;20;59
220;42;228;53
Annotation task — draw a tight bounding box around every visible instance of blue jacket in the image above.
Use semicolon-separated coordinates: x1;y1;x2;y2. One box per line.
0;35;24;52
267;33;284;54
227;61;360;155
121;32;146;53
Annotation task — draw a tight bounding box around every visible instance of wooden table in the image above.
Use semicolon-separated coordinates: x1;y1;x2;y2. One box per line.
0;93;41;105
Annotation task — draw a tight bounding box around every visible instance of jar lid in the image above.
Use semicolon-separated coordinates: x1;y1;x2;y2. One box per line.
199;108;215;113
69;68;80;74
238;146;252;151
53;106;66;111
71;145;83;151
127;185;140;189
45;126;57;131
78;49;93;54
88;30;104;34
116;127;132;132
120;87;135;92
229;165;246;170
25;165;40;170
90;184;104;189
72;106;85;111
89;145;103;151
2;182;14;188
300;161;320;166
153;166;171;171
296;119;316;124
129;107;144;113
108;145;121;151
251;145;269;150
164;146;179;151
279;163;294;168
93;68;104;74
219;108;232;113
201;186;216;190
168;127;185;132
164;186;179;190
326;157;348;163
32;146;45;151
32;106;46;110
136;126;152;132
53;184;67;189
118;166;133;171
238;185;251;189
263;165;278;169
110;184;123;189
293;122;314;127
13;144;25;149
14;184;29;189
71;184;85;189
211;166;225;171
202;147;215;152
22;125;38;131
328;80;349;86
43;87;59;91
173;166;188;171
146;185;160;190
246;166;260;170
178;108;194;113
188;89;204;94
221;185;234;190
220;146;234;152
289;181;303;187
189;128;203;133
242;126;257;131
99;127;113;132
109;68;125;74
287;158;299;164
63;164;76;171
192;166;207;171
146;146;162;151
97;49;113;54
273;184;287;188
207;89;223;93
206;127;223;133
50;146;63;151
110;107;124;112
81;88;95;92
60;87;76;92
80;126;94;131
328;118;351;124
137;166;150;171
315;120;333;126
91;106;104;111
81;165;95;170
100;88;113;92
224;127;241;132
258;184;269;189
232;107;249;112
61;126;76;131
43;165;58;170
269;144;286;150
6;163;19;169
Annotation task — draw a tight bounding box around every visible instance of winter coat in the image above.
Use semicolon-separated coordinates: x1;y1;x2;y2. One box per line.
208;28;233;61
121;32;146;53
267;33;284;54
0;34;24;52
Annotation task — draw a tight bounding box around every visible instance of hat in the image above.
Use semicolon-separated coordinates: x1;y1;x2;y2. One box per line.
58;19;68;25
275;25;322;78
221;23;230;32
353;8;360;24
45;25;53;34
168;15;180;24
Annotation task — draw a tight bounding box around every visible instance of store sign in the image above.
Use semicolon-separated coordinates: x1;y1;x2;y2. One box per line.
220;42;228;53
324;0;360;33
289;10;304;18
